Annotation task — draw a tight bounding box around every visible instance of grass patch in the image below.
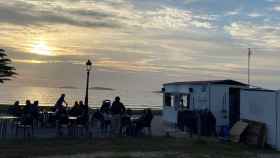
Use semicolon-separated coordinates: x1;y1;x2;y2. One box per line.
0;137;276;158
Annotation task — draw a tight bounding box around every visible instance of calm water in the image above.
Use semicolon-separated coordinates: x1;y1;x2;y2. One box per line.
0;86;162;109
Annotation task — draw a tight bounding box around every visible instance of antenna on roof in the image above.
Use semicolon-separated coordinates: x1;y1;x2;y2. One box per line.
248;48;252;87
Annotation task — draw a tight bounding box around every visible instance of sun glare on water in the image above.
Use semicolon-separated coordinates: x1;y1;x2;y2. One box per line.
31;41;53;56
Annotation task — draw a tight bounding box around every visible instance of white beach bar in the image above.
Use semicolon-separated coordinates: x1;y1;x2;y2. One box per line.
162;80;248;127
162;79;280;150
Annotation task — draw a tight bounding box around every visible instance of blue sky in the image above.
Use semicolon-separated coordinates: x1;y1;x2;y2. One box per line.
1;0;280;90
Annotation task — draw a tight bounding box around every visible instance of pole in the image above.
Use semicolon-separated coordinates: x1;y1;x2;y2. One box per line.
248;48;251;86
85;70;90;107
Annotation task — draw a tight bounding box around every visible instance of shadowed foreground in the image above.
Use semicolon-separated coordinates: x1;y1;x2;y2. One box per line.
0;137;278;158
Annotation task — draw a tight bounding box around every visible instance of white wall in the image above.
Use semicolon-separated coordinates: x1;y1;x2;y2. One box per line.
162;106;178;123
240;90;277;147
164;84;190;94
276;91;280;150
163;84;190;123
163;84;230;127
210;85;229;126
192;85;209;110
162;84;207;123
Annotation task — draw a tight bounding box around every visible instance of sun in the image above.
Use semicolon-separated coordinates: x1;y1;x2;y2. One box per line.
31;41;52;56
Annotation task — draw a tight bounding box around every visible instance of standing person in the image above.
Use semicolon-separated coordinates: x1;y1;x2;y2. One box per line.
54;94;68;112
100;100;112;134
110;96;125;136
30;101;40;118
23;100;32;115
22;100;33;126
79;100;88;116
179;99;185;110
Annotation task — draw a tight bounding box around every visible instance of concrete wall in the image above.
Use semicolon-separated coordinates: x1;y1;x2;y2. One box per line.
240;90;277;147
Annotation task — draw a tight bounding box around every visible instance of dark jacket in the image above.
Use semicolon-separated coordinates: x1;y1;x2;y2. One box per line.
111;101;125;115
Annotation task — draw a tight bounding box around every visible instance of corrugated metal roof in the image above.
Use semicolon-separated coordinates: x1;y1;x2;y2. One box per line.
164;79;248;86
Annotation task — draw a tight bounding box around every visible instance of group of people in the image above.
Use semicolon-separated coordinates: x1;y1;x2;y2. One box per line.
7;94;154;136
92;96;126;135
93;96;154;136
8;100;42;125
7;93;89;127
8;100;40;119
53;94;89;126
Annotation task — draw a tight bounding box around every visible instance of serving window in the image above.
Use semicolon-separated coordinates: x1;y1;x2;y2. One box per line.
164;93;190;109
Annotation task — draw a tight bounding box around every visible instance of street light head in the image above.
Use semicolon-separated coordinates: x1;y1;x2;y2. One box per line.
86;60;92;71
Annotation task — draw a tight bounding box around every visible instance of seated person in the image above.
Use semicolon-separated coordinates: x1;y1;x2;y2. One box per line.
30;100;44;126
69;101;81;117
134;109;154;135
121;109;132;125
56;106;69;125
78;101;89;125
100;100;112;131
8;101;22;117
121;109;133;136
56;106;69;136
53;94;68;112
91;109;104;123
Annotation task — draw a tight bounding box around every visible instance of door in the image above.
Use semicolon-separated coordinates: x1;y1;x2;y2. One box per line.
229;88;240;127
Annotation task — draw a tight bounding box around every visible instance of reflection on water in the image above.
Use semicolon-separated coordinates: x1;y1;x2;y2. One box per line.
0;86;162;109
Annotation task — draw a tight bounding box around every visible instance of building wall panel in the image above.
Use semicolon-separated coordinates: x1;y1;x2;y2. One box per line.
240;90;277;147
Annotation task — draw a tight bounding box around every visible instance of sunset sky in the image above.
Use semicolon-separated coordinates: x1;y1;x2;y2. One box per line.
1;0;280;90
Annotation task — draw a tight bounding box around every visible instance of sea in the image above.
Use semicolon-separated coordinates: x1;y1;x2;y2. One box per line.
0;86;162;109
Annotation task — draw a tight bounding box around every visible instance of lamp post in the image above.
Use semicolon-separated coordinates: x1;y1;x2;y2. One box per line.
85;60;92;107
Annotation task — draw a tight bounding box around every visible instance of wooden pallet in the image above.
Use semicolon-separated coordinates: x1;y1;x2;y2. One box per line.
230;121;249;143
241;119;266;147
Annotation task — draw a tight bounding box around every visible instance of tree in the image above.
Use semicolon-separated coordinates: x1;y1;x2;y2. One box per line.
0;49;17;83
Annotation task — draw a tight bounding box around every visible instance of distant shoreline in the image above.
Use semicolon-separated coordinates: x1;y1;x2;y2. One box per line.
89;86;115;91
57;86;116;91
0;104;161;115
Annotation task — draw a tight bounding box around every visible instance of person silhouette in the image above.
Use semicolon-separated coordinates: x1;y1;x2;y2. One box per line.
110;96;125;136
8;101;21;117
54;94;68;112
